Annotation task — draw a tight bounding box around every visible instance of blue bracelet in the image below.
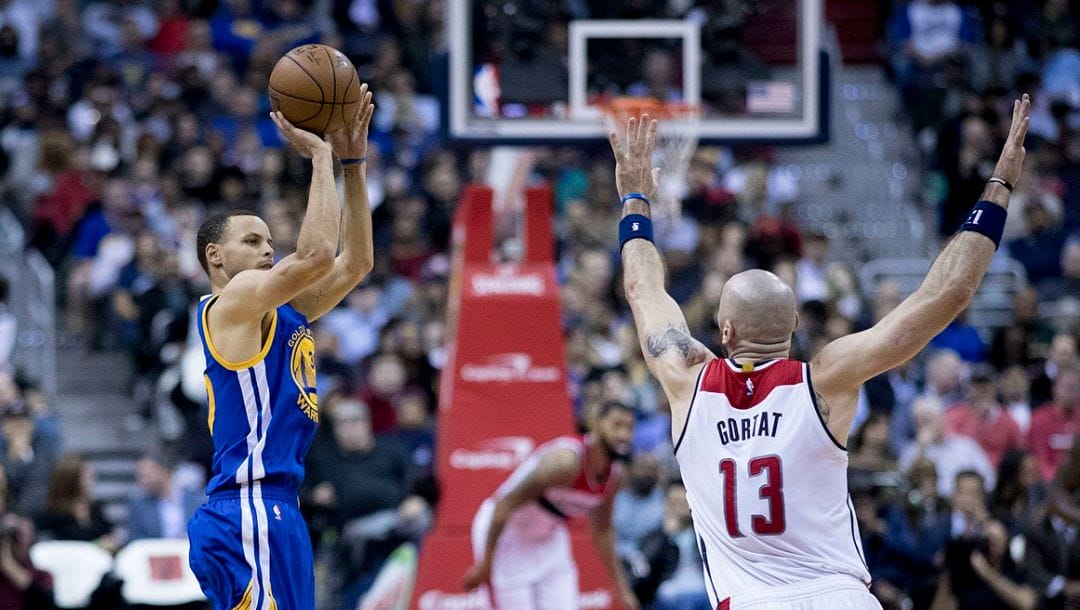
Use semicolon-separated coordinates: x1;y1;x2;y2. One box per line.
619;214;654;250
339;156;366;166
621;192;651;207
959;200;1008;249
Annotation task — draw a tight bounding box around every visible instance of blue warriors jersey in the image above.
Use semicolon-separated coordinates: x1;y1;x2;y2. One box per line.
190;294;319;609
197;294;319;496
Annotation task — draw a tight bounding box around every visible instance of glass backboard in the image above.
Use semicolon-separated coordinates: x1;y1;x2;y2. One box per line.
449;0;825;144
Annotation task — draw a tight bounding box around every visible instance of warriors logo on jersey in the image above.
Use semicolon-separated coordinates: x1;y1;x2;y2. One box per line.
288;326;318;422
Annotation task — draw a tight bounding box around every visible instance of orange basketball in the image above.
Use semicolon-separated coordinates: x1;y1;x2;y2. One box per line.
268;44;360;136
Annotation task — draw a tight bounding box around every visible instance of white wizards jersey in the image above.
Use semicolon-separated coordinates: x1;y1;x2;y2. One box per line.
676;358;870;607
491;435;620;542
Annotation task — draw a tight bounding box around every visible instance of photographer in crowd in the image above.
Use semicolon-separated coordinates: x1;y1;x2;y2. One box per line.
0;464;53;610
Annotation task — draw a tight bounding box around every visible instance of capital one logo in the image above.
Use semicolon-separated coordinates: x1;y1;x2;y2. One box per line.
470;269;545;296
449;436;534;471
460;353;561;383
418;589;613;609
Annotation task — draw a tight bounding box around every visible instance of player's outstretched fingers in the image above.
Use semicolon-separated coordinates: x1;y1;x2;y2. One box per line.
626;116;637;154
644;118;658;157
637;113;650;156
609;131;624;161
361;91;375;125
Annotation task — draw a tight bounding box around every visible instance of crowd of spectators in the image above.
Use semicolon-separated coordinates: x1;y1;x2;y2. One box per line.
0;0;1074;609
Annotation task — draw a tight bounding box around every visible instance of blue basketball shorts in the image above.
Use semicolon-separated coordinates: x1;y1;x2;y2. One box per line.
187;485;314;610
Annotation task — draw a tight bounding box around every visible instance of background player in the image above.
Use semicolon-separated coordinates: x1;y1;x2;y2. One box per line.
462;401;641;610
186;91;375;610
612;93;1031;609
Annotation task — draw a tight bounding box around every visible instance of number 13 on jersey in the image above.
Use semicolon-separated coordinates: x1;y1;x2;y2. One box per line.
719;455;786;537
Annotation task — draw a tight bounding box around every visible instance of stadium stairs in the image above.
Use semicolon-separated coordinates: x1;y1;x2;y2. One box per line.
784;59;930;263
55;343;153;526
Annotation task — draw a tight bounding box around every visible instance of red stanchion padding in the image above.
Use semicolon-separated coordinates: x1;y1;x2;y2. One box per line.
412;185;623;609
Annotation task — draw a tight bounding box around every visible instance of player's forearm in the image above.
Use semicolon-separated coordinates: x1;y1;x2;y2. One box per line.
483;501;512;566
337;165;374;277
593;525;632;592
914;182;1010;318
621;199;667;306
295;150;339;262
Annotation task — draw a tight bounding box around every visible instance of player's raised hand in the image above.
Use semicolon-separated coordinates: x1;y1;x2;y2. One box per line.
991;93;1031;188
462;560;491;591
270;111;331;158
608;113;660;201
327;83;375;162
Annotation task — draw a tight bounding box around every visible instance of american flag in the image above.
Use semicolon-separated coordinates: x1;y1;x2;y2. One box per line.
747;81;797;114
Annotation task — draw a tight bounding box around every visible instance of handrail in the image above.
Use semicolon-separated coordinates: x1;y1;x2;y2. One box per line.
0;206;57;395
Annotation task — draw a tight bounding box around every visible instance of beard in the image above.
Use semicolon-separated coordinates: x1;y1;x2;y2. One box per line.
598;435;631;463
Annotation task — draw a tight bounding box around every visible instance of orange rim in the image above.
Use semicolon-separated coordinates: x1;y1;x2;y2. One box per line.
599;97;700;121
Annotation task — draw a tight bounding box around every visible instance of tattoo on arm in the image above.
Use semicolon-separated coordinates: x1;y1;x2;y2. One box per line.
815;391;830;423
646;326;708;366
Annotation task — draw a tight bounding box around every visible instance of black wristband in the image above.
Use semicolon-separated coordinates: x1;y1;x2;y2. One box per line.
340;156;366;166
959;200;1008;249
619;214;654;249
988;177;1013;192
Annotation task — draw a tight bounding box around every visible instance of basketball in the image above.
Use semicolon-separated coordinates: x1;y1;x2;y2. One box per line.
268;44;360;136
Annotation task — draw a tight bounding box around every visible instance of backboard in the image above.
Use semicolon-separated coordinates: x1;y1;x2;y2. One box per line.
448;0;825;144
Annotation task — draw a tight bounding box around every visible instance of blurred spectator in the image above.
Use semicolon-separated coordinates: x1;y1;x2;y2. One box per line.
990;449;1044;536
937;114;998;237
1031;333;1080;408
934;516;1036;610
613;453;664;560
36;454;118;553
626;50;682;103
125;451;202;541
1039;239;1080;302
1028;367;1080;481
930;309;986;363
990;286;1055;370
971;16;1035;93
1000;365;1034;435
0;276;14;371
303;398;419;528
888;0;979;133
874;457;949;607
795;231;829;304
355;352;410;434
303;398;428;606
386;389;434;479
0;0;41;62
1020;515;1080;608
899;396;995;497
626;480;711;610
0;397;59;517
81;0;158;58
923;349;966;407
1007;198;1068;286
944;364;1025;467
0;464;53;610
849;412;898;475
891;350;963;449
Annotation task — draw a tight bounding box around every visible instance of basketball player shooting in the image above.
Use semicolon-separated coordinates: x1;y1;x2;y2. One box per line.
612;94;1030;610
185;90;375;609
462;402;642;610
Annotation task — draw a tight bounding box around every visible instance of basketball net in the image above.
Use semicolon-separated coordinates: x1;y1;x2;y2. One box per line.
601;97;701;218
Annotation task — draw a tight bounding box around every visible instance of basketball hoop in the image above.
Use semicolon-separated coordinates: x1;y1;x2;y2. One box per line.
601;97;701;216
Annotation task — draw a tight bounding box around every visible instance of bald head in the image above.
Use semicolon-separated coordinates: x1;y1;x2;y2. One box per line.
717;270;798;355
